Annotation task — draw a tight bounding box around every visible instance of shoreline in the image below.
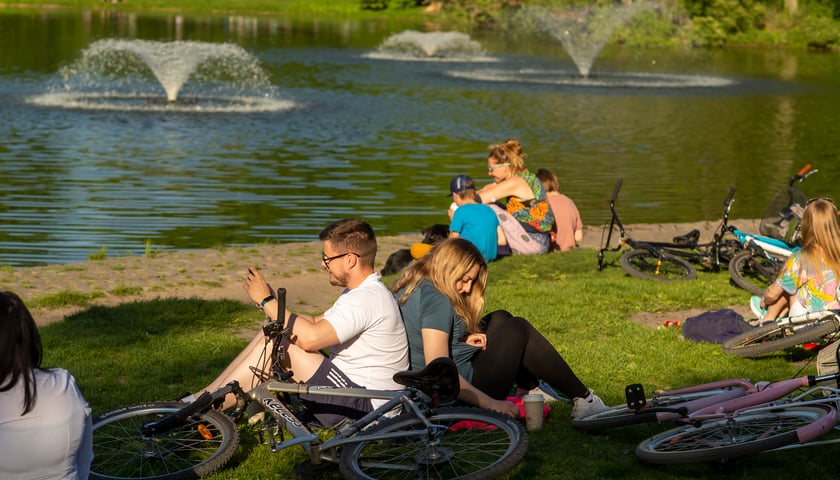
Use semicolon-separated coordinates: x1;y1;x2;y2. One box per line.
1;219;762;327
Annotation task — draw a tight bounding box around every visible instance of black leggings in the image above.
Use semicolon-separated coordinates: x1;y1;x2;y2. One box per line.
470;310;589;400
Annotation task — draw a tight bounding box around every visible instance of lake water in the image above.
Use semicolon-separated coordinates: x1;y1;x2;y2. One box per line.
1;9;838;266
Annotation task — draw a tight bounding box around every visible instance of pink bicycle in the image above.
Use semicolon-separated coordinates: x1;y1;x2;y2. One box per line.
573;371;840;463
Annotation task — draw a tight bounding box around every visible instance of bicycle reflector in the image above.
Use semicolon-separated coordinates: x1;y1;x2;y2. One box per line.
197;423;213;440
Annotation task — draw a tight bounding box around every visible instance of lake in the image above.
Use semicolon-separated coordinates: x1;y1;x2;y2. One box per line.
1;8;838;266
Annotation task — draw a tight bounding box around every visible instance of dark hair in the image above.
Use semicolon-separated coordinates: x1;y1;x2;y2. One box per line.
0;291;44;415
319;218;377;267
536;168;560;193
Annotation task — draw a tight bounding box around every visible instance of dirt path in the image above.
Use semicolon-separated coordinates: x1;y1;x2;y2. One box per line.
0;219;761;328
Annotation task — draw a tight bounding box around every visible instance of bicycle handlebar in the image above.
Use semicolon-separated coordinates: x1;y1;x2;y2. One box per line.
724;186;735;208
610;179;623;204
797;164;812;178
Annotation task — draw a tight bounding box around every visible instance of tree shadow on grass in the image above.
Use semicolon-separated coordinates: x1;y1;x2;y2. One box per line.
39;298;262;412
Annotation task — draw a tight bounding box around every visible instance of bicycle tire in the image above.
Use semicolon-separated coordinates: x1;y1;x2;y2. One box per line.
339;406;528;480
90;401;239;480
571;388;740;431
619;249;696;281
728;250;781;296
721;319;840;358
635;405;831;464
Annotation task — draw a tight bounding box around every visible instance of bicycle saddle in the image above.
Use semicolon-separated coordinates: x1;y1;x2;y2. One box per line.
673;229;700;246
393;357;460;405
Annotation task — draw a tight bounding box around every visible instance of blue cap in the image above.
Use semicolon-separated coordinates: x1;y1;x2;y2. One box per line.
449;174;475;194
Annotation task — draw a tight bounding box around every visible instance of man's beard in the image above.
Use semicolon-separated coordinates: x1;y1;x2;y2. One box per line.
328;270;348;287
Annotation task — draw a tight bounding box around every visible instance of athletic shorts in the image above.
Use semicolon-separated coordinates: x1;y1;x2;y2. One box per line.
300;357;373;428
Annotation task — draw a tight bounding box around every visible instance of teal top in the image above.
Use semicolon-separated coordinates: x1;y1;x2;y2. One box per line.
395;279;480;381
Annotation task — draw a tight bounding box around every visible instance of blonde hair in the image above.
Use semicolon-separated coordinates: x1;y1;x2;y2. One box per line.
488;138;527;174
798;198;840;282
391;238;488;332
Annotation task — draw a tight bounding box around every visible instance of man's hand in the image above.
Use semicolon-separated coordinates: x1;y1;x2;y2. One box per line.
244;267;273;307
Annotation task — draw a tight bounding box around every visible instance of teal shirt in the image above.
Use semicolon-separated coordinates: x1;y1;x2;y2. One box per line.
396;279;480;382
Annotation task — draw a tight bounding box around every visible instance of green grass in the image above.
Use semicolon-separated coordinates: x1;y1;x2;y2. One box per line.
41;248;840;478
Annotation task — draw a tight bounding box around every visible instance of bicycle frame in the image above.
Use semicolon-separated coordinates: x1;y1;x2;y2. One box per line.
250;379;429;464
680;372;840;446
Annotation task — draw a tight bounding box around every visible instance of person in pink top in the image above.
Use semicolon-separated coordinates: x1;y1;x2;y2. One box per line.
536;168;583;251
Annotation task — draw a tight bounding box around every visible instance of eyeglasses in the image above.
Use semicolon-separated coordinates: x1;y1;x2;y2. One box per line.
808;197;837;208
487;162;510;173
321;251;357;268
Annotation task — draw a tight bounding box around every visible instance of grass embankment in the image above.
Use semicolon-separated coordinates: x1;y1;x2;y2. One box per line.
42;247;840;479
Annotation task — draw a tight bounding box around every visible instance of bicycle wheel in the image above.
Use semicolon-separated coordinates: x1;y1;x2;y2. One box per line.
339;406;528;480
571;388;741;431
90;401;239;480
721;319;840;358
619;249;696;281
635;405;832;464
728;250;781;296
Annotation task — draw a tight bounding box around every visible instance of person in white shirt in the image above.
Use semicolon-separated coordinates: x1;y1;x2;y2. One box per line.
0;291;92;480
199;218;409;427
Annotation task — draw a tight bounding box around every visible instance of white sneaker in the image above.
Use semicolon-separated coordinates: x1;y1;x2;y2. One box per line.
750;295;766;319
571;390;608;419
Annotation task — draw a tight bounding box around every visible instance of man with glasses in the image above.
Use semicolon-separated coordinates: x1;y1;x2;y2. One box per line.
197;218;409;427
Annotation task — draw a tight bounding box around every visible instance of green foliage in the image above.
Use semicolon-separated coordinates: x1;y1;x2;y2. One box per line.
788;8;840;48
360;0;390;10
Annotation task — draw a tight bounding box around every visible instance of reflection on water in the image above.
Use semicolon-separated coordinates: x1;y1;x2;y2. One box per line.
444;68;736;88
1;10;840;267
29;92;298;113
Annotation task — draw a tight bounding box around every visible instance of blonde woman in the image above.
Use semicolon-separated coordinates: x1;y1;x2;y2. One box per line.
477;138;553;254
391;238;606;419
755;197;840;322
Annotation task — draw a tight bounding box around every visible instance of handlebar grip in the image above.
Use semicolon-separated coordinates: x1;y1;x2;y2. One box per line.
276;287;286;314
797;164;812;177
610;179;623;203
725;186;736;205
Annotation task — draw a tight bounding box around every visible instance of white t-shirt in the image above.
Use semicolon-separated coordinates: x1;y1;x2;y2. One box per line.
0;368;93;480
323;273;409;403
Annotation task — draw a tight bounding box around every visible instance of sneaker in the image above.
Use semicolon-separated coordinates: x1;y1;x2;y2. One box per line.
571;390;608;419
750;295;766;320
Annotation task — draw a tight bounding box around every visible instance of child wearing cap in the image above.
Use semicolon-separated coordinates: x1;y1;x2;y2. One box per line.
448;174;507;262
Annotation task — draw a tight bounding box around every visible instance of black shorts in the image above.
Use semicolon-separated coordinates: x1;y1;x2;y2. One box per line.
300;357;373;428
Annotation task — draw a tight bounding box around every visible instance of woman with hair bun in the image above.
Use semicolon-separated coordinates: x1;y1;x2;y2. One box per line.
477;138;553;255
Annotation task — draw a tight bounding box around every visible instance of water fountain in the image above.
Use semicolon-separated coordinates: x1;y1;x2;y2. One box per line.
364;30;495;62
522;2;655;78
29;39;295;112
445;2;734;89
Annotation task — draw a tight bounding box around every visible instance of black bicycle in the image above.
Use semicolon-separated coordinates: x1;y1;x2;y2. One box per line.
598;179;741;282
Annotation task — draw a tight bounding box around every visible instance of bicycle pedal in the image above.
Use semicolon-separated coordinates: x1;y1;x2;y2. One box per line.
625;383;647;410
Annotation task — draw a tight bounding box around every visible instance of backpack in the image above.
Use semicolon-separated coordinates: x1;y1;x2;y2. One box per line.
682;309;755;343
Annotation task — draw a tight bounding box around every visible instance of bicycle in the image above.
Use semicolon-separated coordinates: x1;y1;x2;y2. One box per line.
721;310;840;358
597;179;741;282
634;370;840;464
572;369;840;463
727;164;815;296
88;289;528;480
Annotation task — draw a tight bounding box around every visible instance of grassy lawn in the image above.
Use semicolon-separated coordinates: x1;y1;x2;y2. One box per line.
41;247;840;479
